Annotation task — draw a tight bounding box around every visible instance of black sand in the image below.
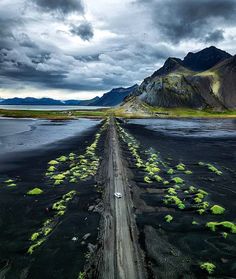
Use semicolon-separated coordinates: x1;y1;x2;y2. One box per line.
120;119;236;278
0;120;103;279
1;117;236;279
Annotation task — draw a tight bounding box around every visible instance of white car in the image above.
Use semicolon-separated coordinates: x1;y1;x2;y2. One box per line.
114;192;122;198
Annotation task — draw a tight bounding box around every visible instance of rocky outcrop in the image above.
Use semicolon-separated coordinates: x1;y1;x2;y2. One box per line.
130;47;236;110
192;55;236;109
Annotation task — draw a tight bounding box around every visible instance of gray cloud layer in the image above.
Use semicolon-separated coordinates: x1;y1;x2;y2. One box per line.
70;21;94;41
32;0;84;15
204;29;224;43
138;0;236;43
0;0;236;98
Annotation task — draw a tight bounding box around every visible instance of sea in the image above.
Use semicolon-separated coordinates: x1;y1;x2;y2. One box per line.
0;105;106;111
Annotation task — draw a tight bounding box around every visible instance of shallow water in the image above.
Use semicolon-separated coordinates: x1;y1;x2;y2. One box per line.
129;118;236;138
0;118;101;155
0;105;106;111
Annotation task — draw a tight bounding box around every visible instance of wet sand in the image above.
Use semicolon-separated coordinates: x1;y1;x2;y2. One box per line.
0;118;100;171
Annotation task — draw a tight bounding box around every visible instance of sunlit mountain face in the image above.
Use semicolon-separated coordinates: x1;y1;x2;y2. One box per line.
0;0;236;100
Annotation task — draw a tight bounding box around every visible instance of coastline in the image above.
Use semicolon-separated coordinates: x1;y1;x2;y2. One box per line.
1;107;236;120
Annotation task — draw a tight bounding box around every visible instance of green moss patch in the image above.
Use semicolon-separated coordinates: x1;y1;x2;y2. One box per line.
30;232;40;241
167;168;174;175
206;221;236;233
172;177;184;184
154;175;163;182
27;188;43;195
52;173;66;180
210;205;225;215
28;239;46;255
167;188;176;195
207;164;222;175
48;160;59;165
189;186;196;193
197;209;205;215
198;162;222;175
176;163;185;171
48;166;56;172
164;195;185;210
144;176;152;184
200;262;216;274
199;201;209;210
54;180;63;185
5;179;14;183
5;179;17;187
165;215;173;223
78;272;86;279
7;183;17;187
222;232;228;239
27;190;77;254
198;189;208;196
57;156;67;162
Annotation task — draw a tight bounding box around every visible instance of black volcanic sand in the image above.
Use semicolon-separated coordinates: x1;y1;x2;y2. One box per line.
119;119;236;279
0;122;104;279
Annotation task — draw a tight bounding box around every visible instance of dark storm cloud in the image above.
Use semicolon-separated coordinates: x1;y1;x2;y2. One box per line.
0;40;65;89
70;21;94;41
0;19;17;49
0;57;88;91
73;54;100;62
18;33;39;49
0;46;116;91
31;0;84;15
137;0;236;43
204;29;224;43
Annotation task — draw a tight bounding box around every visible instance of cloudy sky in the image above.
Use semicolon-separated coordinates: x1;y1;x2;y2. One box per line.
0;0;236;100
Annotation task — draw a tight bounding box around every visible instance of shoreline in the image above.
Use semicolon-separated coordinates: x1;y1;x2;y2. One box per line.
0;108;107;120
1;107;236;120
0;118;101;172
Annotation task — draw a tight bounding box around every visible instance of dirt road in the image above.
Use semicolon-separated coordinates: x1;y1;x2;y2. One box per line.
99;117;145;279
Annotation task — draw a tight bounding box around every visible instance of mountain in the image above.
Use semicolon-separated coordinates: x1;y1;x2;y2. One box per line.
90;85;138;106
0;85;136;107
150;57;185;78
192;55;236;109
130;46;236;109
0;97;62;105
182;46;232;71
0;97;98;106
63;97;100;106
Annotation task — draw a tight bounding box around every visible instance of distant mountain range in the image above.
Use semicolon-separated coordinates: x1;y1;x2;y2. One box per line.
129;46;236;109
91;85;138;106
0;85;136;107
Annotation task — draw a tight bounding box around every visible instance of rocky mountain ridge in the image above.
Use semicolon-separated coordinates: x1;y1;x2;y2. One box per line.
130;46;236;109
